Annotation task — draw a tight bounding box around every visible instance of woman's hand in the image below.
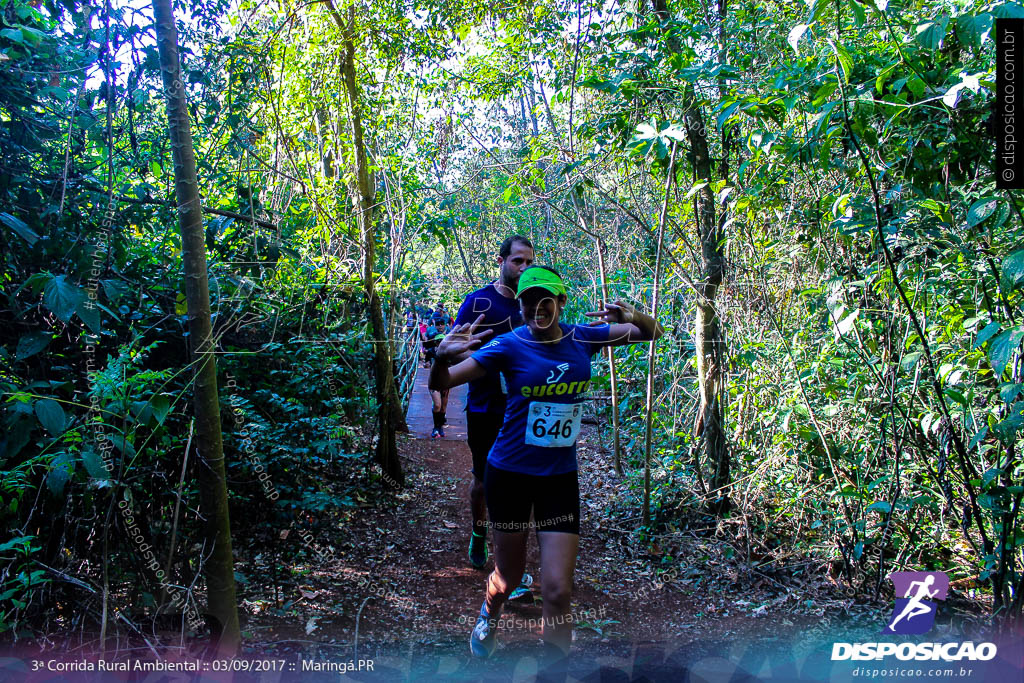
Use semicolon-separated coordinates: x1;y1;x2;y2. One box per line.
436;314;494;364
584;300;636;325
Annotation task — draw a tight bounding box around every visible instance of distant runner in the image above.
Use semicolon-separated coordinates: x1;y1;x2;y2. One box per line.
425;319;449;438
431;265;664;660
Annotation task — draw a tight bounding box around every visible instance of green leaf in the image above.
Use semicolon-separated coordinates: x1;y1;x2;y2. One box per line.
34;399;65;435
16;25;46;46
906;76;926;99
834;42;853;83
150;395;171;425
989;326;1024;377
46;453;75;496
1001;249;1024;291
0;28;24;44
807;0;828;24
81;447;109;481
993;402;1024;443
967;198;998;227
1000;382;1022;403
945;388;968;408
875;63;898;94
43;275;81;322
848;0;866;26
991;2;1024;20
0;536;33;554
76;297;102;334
1;416;32;460
15;332;50;361
901;351;923;372
975;321;1001;349
0;212;40;246
956;13;993;48
866;501;892;514
982;468;1002;489
107;435;136;457
915;16;949;50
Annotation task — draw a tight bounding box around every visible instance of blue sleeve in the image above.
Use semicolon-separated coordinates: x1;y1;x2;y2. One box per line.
470;334;508;372
569;323;612;356
454;296;472;327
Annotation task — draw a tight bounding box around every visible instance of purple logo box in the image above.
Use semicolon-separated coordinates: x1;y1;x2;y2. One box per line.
882;571;950;635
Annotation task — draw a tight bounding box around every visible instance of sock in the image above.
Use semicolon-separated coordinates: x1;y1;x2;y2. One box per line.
440;411;447;425
432;411;443;430
484;572;507;620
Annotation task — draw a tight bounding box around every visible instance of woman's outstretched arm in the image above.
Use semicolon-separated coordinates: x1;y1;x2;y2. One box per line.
584;300;665;346
428;314;492;390
429;356;486;391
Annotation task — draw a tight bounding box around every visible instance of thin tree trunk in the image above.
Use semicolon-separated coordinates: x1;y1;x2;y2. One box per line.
334;3;405;484
595;238;623;475
642;145;677;526
153;0;240;654
652;0;730;513
448;204;474;286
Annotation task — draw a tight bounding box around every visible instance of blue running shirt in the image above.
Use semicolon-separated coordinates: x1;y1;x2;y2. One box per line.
455;284;523;414
470;323;611;476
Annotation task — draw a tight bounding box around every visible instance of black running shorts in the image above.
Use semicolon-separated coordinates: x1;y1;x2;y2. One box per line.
483;463;580;535
467;410;504;480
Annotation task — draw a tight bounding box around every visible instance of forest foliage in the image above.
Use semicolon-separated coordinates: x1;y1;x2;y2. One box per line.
0;0;1022;642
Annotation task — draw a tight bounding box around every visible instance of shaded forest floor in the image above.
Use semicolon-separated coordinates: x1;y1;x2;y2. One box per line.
9;367;1005;682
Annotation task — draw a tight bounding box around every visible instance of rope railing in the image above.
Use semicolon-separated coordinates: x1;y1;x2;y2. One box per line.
394;326;421;413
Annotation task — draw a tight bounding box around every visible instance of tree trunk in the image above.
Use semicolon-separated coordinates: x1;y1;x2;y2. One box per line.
152;0;240;654
642;145;677;525
336;4;405;485
652;0;730;513
595;239;623;475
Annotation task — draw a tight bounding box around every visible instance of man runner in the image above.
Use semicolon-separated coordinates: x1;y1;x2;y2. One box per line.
454;235;533;577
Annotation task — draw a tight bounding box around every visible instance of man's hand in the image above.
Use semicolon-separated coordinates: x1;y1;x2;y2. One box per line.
436;314;494;364
583;300;636;325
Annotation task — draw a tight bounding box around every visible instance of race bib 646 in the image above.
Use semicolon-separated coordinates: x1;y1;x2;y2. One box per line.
525;401;582;448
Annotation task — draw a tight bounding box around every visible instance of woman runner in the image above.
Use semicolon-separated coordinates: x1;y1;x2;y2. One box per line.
429;265;663;659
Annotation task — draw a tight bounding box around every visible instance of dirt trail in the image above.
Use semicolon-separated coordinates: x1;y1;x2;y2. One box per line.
242;364;857;679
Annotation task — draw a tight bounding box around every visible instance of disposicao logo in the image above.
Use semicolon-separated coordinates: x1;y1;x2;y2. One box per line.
883;571;948;635
831;571;997;662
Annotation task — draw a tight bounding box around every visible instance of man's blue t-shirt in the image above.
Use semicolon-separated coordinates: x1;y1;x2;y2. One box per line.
455;284;522;414
470;323;611;476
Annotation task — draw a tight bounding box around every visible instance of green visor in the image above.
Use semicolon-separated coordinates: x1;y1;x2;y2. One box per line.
516;267;567;298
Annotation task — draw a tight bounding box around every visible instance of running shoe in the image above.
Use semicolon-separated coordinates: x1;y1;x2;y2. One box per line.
509;572;534;602
437;426;445;438
430;428;439;439
468;531;488;569
470;601;497;658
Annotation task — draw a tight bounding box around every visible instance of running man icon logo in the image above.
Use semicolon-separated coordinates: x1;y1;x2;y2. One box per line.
546;363;570;384
882;571;949;635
